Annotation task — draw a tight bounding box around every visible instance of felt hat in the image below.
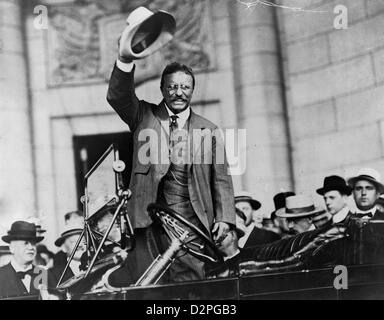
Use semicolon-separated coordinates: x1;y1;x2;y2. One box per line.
271;192;296;217
119;6;176;60
316;175;352;196
2;221;44;244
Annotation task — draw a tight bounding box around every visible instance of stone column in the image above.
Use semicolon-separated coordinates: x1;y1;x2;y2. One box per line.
0;0;35;229
229;2;293;214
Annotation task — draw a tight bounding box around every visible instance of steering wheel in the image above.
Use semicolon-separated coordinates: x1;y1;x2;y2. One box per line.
147;203;223;264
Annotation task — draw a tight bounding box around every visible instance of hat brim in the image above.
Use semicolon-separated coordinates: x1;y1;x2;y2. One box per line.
348;176;384;194
276;207;325;218
2;235;44;244
54;229;82;247
120;11;176;59
235;198;261;211
316;186;352;196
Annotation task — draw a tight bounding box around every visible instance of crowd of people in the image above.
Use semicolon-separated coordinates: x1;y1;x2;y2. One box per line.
0;166;383;300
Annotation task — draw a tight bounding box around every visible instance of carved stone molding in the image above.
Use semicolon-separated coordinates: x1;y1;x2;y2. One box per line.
46;0;215;87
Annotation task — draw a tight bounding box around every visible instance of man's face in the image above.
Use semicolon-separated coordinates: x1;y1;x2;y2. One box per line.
287;217;312;235
323;190;348;215
235;201;254;226
161;71;194;114
353;179;380;211
96;213;121;242
235;215;246;235
274;209;290;233
63;234;85;260
9;240;36;265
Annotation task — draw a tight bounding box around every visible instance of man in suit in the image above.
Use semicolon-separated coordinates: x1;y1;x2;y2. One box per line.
0;221;44;299
346;168;384;264
270;192;295;239
106;19;235;282
205;221;245;278
348;168;384;220
316;175;353;224
0;245;11;267
235;192;280;247
50;225;85;286
376;196;384;214
277;195;325;235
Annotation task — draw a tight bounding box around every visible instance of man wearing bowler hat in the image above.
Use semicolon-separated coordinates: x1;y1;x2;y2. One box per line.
107;7;235;282
316;175;353;224
348;168;384;220
0;221;44;299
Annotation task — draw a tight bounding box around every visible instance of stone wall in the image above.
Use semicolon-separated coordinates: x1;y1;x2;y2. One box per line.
278;0;384;206
0;0;35;230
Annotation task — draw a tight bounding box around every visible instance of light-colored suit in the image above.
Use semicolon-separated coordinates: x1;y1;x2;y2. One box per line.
107;65;236;235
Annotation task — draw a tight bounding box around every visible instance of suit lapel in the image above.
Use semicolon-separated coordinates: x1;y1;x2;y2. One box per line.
372;210;384;220
187;111;208;171
7;264;30;295
148;101;169;167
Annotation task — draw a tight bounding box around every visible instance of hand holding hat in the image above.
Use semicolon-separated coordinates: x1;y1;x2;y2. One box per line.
119;6;176;62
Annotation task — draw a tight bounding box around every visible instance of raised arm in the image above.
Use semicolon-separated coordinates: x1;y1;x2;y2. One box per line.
106;63;142;132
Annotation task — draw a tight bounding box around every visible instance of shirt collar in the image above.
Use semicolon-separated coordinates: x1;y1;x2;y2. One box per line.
164;103;191;127
333;206;350;223
11;257;33;273
224;249;240;262
354;206;378;219
355;206;377;215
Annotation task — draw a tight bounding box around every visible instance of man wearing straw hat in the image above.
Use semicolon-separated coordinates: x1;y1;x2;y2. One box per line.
348;168;384;220
276;195;325;235
106;6;235;282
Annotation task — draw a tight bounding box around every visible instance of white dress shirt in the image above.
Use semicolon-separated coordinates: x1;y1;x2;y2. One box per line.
224;249;240;262
333;206;350;223
11;258;33;292
116;59;134;72
238;224;254;249
163;104;190;134
115;59;191;135
354;205;378;220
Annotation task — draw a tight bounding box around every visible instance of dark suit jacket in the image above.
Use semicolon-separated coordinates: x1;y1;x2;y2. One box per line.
0;263;40;300
107;65;236;234
372;209;384;221
243;227;281;248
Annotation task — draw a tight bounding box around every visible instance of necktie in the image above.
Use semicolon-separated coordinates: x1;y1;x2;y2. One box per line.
169;115;179;132
16;269;34;280
355;212;373;219
169;115;179;151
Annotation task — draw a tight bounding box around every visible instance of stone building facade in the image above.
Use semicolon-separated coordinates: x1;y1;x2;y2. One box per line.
0;0;383;247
